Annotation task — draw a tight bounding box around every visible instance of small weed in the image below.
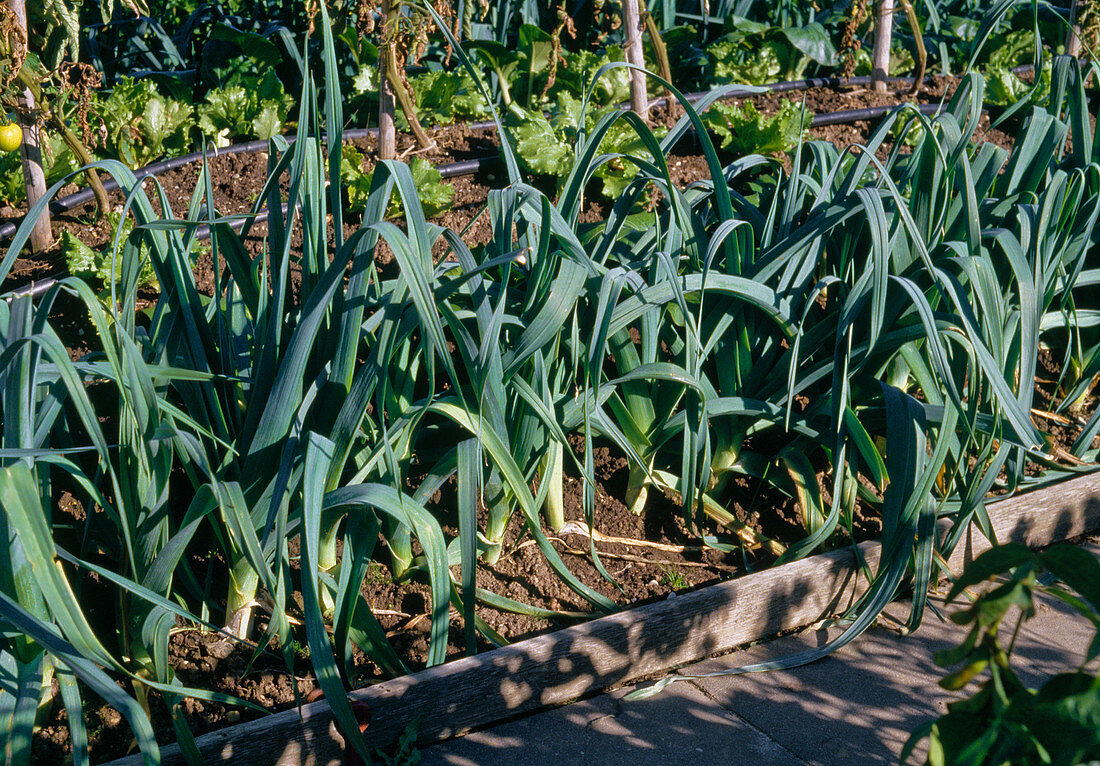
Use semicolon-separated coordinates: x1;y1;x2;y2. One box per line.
375;718;422;766
660;565;689;591
289;640;310;661
366;560;392;586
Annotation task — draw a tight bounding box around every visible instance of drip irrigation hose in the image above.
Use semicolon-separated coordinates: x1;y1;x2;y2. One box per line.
0;123;501;237
811;101;942;126
3;67;1028;300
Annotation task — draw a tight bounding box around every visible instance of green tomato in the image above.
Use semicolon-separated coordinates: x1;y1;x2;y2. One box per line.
0;123;22;152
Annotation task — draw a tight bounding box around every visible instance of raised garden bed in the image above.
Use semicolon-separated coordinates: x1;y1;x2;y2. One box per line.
100;469;1100;766
4;18;1100;764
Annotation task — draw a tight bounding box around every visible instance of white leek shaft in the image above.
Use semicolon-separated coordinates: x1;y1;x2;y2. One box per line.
544;443;566;532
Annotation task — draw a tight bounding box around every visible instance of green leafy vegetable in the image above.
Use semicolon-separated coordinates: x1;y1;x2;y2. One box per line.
395;69;490;130
986;62;1051;107
341;148;453;218
588;112;669;198
62;213;158;294
903;543;1100;765
0;152;22;206
850;45;916;77
450;69;492;121
99;77;193;168
552;47;632;106
402;70;460;128
505;106;574;177
197;69;293;146
707;18;838;85
506;94;670;198
702;99;813;156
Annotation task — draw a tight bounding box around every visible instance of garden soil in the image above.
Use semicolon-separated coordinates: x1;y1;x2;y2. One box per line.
10;78;1079;764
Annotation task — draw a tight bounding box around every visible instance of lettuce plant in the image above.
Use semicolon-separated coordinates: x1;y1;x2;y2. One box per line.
505;93;668;199
707;17;838;85
61;212;160;297
197;69;294;146
702;99;813;156
341;147;454;217
99;77;194;168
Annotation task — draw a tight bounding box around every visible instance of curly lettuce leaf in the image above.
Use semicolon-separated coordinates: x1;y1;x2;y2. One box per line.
101;77;193;167
62;213;158;292
553;48;632;106
703;99;812;156
591;115;668;199
0;152;23;206
198;70;292;146
197;86;252;146
452;69;491;121
341;148;453;219
408;156;454;218
505;106;574;177
251;103;285;141
396;70;458;130
140;95;193;157
341;146;374;211
851;46;916;77
708;19;837;85
986;59;1051;107
508;94;667;199
710;38;786;85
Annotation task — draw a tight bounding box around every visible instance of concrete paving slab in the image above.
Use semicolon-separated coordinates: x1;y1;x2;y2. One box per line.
419;679;806;766
415;540;1098;766
676;589;1095;765
677;624;948;764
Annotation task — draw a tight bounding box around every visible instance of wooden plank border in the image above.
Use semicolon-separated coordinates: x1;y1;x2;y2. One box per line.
104;471;1100;766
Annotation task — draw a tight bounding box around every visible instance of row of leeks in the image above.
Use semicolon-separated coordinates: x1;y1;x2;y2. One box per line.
1;11;1099;762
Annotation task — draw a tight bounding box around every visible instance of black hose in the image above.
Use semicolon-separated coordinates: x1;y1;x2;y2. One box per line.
811;102;942;127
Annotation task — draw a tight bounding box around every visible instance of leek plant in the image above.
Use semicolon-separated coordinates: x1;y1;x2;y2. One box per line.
2;6;1100;762
0;196;267;763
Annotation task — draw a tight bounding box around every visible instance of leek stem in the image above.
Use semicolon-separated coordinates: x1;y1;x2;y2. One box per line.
544;443;566;532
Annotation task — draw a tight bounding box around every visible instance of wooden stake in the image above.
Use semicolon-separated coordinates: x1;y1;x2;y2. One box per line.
872;0;894;93
897;0;926;94
378;0;397;161
6;0;50;252
621;0;648;120
1067;0;1082;58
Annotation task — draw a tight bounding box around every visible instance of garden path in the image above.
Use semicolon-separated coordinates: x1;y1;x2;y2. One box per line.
418;541;1100;765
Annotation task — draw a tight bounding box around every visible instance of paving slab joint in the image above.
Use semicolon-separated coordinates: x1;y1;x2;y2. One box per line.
686;679;808;763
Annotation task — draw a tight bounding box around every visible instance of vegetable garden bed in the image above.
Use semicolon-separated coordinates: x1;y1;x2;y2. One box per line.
4;3;1100;764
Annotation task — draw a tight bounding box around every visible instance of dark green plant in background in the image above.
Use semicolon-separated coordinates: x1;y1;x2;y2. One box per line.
903;543;1100;765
